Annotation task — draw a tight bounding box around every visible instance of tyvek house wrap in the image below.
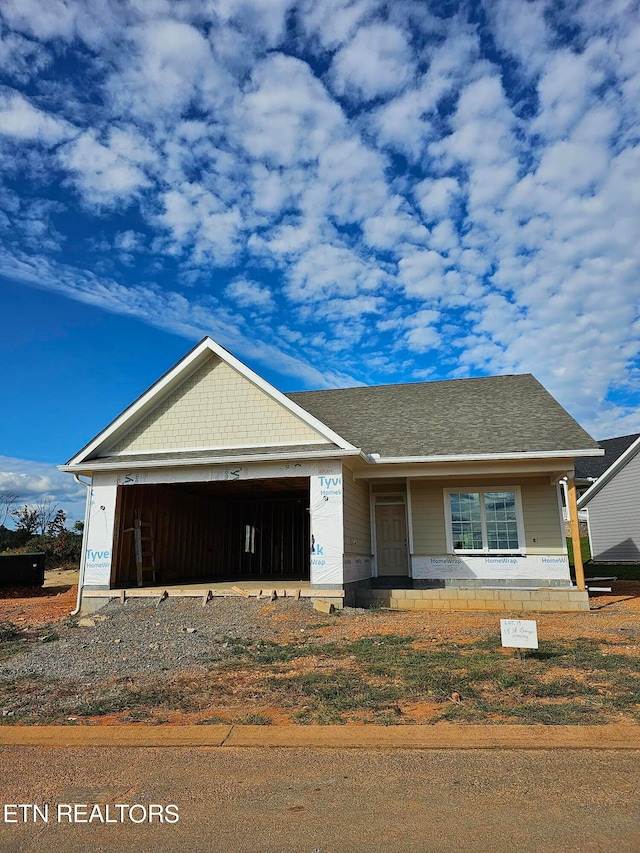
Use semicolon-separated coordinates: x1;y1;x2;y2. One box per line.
309;472;344;586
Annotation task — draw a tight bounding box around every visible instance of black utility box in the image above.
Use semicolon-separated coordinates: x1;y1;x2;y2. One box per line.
0;553;45;589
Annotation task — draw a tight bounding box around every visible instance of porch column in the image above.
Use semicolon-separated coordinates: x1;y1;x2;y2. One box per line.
567;476;585;590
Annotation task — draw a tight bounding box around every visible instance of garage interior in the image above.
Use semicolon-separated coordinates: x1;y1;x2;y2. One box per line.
110;478;310;588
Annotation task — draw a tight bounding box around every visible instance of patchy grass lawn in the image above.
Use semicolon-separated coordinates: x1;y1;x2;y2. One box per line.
2;615;640;727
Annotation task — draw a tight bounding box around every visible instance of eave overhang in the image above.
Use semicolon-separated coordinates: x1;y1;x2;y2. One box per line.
365;448;604;464
351;448;603;481
59;446;366;476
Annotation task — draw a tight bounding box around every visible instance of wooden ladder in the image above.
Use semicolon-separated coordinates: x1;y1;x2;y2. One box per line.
125;511;156;587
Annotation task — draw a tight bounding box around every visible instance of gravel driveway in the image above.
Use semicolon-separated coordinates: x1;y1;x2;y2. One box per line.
0;597;333;684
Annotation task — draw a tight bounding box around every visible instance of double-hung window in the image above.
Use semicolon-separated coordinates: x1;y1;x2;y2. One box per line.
444;488;525;554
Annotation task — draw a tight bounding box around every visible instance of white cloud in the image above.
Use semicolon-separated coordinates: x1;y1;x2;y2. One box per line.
329;22;415;101
114;230;145;252
106;18;230;123
0;456;87;524
428;219;459;253
225;278;275;311
433;75;518;175
397;249;446;299
0;90;73;144
0;31;52;82
363;197;430;251
59;131;151;205
285;243;389;303
248;215;328;260
0;0;77;42
157;183;243;265
299;0;376;51
315;137;389;224
213;0;295;47
240;53;345;167
535;140;609;195
313;294;386;320
532;43;608;140
415;177;460;222
484;0;551;76
249;163;302;216
401;308;441;353
371;30;479;159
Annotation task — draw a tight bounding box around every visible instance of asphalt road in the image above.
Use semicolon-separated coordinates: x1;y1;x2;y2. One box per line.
1;746;639;852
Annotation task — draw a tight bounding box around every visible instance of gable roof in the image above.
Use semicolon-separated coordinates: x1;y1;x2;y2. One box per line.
574;432;640;481
578;433;640;508
63;337;357;468
289;373;600;459
61;337;601;473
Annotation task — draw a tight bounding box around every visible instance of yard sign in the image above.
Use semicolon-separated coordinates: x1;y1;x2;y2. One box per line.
500;619;539;649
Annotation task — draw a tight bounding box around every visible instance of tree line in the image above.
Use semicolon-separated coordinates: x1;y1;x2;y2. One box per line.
0;491;83;567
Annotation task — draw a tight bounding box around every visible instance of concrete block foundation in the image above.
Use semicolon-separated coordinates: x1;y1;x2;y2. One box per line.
354;586;590;613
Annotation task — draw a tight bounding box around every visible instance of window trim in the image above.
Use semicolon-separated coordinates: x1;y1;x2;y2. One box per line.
443;486;526;556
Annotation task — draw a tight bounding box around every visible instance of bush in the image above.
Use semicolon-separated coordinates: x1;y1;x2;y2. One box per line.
0;526;30;552
3;530;82;569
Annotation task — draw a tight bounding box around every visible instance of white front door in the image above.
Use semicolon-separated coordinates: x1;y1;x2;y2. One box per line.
375;503;408;576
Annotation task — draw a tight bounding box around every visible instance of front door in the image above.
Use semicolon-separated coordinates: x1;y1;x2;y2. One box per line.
375;503;408;576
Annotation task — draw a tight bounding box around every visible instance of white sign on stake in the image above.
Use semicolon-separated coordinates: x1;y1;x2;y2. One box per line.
500;619;539;650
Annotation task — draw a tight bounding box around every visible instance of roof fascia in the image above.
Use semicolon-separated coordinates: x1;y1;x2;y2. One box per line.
578;434;640;508
67;337;357;466
368;449;604;464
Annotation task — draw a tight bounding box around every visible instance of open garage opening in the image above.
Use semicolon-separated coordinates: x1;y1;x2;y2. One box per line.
110;478;311;588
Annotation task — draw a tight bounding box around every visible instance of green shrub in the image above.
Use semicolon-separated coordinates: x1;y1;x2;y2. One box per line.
3;530;82;568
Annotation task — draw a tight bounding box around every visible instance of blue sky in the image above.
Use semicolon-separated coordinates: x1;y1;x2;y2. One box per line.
1;0;640;524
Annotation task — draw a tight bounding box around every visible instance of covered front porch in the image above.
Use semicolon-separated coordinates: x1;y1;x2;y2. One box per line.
344;457;590;612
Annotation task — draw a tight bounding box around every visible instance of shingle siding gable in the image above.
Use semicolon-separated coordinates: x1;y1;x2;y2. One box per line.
107;354;330;454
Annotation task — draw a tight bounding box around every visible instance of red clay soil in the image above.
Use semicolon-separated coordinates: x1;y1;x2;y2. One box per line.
0;569;78;628
1;574;639;637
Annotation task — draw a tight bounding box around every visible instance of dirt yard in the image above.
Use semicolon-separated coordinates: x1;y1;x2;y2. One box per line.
1;573;639;727
0;568;79;628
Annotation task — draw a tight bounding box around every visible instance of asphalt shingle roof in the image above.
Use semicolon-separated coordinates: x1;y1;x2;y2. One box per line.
288;373;599;458
574;433;640;480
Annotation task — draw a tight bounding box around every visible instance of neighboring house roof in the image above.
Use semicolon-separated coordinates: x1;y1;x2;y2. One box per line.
288;374;599;459
574;432;640;481
578;433;640;508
